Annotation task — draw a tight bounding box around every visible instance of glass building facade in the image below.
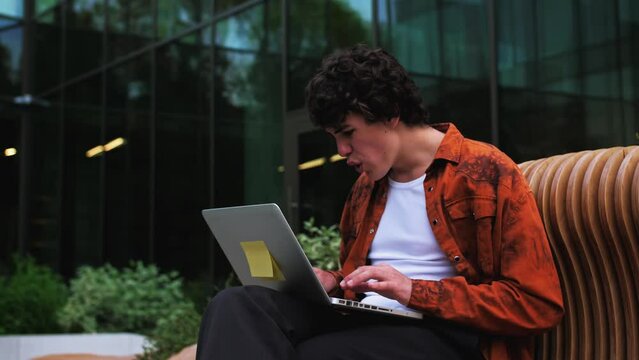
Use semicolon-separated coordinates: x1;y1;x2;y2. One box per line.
1;0;637;283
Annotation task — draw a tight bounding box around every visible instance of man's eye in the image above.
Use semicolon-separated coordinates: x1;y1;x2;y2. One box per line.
342;129;354;137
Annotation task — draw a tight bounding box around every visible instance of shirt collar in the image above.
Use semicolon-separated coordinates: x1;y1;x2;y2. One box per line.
431;122;463;164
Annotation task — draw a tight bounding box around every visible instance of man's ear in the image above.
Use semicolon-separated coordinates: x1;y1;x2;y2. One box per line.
387;116;400;129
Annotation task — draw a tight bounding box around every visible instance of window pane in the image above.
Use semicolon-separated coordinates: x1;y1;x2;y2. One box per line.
27;99;63;271
62;75;103;272
0;114;20;268
498;0;636;160
157;0;212;39
105;56;151;267
380;0;491;141
0;1;23;18
107;0;153;60
298;129;357;226
36;0;60;17
214;2;283;210
0;23;22;96
66;0;104;79
287;0;372;110
34;8;62;92
155;30;211;278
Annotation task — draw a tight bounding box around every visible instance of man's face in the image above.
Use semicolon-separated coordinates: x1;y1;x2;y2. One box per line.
327;114;398;181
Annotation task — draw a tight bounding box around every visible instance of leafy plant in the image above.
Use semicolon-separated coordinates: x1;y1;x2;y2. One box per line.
297;218;341;271
58;261;193;335
0;254;68;334
138;302;201;360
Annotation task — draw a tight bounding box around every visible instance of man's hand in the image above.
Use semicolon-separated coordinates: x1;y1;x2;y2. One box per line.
313;267;338;293
339;264;412;305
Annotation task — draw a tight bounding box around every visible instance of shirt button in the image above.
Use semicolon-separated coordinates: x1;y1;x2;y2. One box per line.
428;186;434;192
453;256;461;262
432;219;439;225
369;228;375;234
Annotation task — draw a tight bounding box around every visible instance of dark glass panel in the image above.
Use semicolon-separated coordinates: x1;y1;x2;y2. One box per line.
287;0;371;110
157;0;213;39
379;1;490;141
34;7;61;93
496;0;536;89
380;0;441;75
65;0;104;79
106;54;150;111
298;129;357;226
27;98;63;271
104;56;150;267
107;0;153;60
214;0;250;13
425;77;492;143
536;0;579;94
155;31;210;278
61;75;103;274
499;90;628;162
214;2;283;208
0;114;20;268
0;23;22;96
213;49;283;204
441;0;489;81
36;0;61;17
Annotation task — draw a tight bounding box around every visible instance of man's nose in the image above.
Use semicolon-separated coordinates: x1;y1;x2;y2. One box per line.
336;140;352;157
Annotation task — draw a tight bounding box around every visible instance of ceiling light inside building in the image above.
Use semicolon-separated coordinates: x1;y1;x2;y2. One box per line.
86;137;127;158
4;148;17;157
104;137;126;151
298;157;326;170
329;154;345;162
86;145;104;158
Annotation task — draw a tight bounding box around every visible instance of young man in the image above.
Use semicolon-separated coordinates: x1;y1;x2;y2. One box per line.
195;45;563;360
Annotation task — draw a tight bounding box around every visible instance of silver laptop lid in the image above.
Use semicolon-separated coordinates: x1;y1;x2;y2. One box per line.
202;203;332;305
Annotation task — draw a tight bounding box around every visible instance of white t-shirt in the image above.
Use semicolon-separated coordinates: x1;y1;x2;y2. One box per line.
361;174;457;311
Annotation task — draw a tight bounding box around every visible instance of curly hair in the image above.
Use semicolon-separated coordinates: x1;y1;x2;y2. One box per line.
305;44;429;129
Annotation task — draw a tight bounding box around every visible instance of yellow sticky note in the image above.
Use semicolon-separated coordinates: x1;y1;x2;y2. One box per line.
240;241;285;280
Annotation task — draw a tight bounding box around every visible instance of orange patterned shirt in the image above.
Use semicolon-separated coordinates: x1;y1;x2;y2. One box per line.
329;123;564;360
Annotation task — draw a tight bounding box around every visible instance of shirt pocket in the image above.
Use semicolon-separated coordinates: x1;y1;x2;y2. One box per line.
446;197;498;279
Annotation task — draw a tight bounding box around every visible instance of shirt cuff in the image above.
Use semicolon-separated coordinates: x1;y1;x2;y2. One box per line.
408;279;444;315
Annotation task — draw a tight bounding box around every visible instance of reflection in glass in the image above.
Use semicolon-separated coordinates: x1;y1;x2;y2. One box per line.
215;2;283;209
27;100;63;270
155;29;210;278
0;114;20;268
157;0;213;39
66;0;104;78
107;0;153;60
0;1;23;18
298;129;357;226
36;0;60;17
497;0;636;161
62;104;102;270
105;56;151;267
0;24;22;96
287;0;371;110
34;7;62;92
378;0;491;141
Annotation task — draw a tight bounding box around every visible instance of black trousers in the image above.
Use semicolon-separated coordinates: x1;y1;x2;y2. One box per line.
195;286;481;360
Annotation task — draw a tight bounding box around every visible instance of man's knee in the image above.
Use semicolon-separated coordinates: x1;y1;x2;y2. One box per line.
207;285;279;313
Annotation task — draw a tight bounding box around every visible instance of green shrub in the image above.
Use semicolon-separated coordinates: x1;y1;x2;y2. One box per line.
138;302;201;360
58;261;193;335
297;218;341;271
0;254;68;334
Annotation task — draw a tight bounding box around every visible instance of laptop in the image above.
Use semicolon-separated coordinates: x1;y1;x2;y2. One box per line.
201;203;423;320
